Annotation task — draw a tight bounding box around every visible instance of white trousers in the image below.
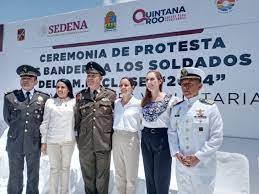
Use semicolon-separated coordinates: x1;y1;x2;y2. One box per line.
112;131;140;194
47;141;75;194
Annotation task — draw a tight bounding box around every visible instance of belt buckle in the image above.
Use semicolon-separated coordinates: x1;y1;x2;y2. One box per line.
150;129;156;134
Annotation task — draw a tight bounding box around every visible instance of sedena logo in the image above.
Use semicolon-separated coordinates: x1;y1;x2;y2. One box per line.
104;11;117;31
47;19;88;36
215;0;236;13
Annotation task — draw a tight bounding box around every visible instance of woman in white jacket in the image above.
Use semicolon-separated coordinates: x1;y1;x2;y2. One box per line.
40;78;75;194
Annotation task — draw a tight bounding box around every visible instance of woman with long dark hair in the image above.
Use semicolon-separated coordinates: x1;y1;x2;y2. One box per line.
112;77;142;194
40;78;75;194
141;70;179;194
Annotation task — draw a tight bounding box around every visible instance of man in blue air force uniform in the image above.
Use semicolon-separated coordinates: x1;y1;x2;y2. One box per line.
168;67;223;194
3;65;49;194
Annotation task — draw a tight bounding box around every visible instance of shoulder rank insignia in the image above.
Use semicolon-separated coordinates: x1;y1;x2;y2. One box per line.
4;90;13;95
105;87;116;94
199;98;215;105
76;93;82;101
37;90;50;96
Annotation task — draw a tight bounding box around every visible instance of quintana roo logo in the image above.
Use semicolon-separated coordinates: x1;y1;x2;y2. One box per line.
104;11;117;31
215;0;236;13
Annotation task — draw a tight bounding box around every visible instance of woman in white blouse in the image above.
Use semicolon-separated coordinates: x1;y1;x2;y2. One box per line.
40;78;75;194
141;70;179;194
112;77;142;194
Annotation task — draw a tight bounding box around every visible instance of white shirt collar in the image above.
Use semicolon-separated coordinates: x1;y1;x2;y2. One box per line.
186;94;201;105
90;87;101;94
120;95;134;106
22;88;34;97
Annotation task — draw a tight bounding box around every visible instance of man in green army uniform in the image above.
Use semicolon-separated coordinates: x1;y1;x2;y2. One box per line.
75;61;116;194
3;64;49;194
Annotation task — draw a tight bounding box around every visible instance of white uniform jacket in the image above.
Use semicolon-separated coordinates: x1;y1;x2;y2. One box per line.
168;95;223;175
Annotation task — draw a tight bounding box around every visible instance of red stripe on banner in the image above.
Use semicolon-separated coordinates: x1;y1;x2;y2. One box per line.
0;24;3;52
52;28;204;49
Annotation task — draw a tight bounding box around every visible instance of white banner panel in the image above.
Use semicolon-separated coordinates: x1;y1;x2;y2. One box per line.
1;0;259;138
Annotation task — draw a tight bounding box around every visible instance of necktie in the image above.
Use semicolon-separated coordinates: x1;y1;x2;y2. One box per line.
26;91;30;103
93;90;98;100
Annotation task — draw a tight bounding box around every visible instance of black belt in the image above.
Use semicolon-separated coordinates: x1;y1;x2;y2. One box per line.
142;127;168;134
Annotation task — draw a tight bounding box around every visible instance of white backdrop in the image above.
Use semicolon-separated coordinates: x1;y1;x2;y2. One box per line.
0;0;258;193
0;1;258;137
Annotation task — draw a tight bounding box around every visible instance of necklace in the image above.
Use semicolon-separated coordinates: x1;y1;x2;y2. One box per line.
59;97;68;107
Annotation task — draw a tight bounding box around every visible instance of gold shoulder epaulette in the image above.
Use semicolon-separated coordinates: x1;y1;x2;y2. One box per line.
37;90;50;97
199;99;215;105
4;90;14;96
105;87;116;94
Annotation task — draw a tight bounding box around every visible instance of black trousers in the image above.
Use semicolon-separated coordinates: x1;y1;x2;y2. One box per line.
79;149;111;194
7;151;40;194
141;127;172;194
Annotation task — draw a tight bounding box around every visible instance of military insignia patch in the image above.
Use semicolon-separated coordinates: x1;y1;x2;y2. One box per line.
181;68;188;78
194;109;207;119
21;66;28;74
102;97;110;102
37;96;44;104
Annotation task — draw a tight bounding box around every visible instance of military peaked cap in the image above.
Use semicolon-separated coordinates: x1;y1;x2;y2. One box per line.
86;61;106;76
16;64;41;77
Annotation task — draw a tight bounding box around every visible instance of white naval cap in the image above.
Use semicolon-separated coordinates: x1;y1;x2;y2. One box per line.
178;67;205;85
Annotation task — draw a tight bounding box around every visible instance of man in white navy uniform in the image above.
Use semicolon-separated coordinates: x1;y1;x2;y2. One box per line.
168;67;223;194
